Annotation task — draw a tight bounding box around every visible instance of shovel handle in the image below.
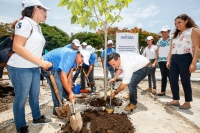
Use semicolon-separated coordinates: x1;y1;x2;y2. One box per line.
72;100;76;114
82;69;89;82
49;74;63;106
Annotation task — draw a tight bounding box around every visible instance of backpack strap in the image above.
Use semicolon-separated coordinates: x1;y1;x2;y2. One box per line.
24;19;33;39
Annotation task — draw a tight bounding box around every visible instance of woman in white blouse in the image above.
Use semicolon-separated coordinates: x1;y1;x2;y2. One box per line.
143;36;158;94
166;14;200;109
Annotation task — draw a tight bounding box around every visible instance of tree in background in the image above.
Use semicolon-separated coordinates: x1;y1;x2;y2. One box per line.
0;23;13;37
40;23;70;51
70;32;104;49
58;0;133;99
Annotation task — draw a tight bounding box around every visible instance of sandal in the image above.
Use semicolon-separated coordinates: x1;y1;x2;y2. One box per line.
152;89;156;94
179;105;191;109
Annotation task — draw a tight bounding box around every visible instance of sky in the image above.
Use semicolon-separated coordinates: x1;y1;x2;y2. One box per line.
0;0;200;35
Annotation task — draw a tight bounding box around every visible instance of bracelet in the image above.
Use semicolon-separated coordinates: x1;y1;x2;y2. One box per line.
39;60;43;66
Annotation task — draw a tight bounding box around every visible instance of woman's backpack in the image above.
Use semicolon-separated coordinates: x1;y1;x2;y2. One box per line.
0;36;14;63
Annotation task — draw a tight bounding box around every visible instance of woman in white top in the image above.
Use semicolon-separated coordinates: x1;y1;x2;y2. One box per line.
7;0;52;132
157;25;171;96
143;36;158;94
166;14;200;109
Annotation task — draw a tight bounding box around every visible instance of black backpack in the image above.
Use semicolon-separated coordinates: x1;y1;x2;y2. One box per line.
0;36;14;63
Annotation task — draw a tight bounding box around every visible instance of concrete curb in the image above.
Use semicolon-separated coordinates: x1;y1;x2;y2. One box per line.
137;86;200;130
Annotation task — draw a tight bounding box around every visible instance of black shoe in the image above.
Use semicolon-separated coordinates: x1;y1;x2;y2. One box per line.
32;115;52;125
157;93;165;96
17;126;28;133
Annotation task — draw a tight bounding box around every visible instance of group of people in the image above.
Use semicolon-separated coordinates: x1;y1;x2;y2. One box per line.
108;14;200;112
3;0;200;133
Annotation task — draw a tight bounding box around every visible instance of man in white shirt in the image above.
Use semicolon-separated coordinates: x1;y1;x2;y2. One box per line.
108;52;152;111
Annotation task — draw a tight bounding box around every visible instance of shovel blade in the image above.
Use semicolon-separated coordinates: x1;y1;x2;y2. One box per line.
70;115;78;131
70;112;83;132
55;104;71;119
75;112;83;132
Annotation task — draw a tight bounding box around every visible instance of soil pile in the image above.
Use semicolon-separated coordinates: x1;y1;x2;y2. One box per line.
0;82;14;112
90;97;123;107
61;109;134;133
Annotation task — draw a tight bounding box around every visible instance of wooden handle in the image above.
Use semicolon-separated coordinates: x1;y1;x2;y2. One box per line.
49;74;63;106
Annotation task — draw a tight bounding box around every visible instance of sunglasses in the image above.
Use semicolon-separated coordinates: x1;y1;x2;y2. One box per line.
108;44;112;46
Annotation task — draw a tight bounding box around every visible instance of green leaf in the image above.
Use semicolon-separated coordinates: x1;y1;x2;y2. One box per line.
58;0;67;6
88;0;94;10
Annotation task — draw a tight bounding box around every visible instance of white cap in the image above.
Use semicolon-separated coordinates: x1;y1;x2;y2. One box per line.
161;25;170;31
72;39;81;47
79;49;90;65
146;36;153;41
22;0;51;11
107;40;113;44
86;45;93;54
82;42;87;46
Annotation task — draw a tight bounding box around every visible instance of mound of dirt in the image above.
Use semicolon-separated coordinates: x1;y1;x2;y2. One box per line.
61;109;134;133
90;97;123;107
0;82;14;112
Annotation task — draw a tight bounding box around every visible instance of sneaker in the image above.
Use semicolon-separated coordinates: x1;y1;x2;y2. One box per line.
32;115;52;125
124;103;137;111
17;126;28;133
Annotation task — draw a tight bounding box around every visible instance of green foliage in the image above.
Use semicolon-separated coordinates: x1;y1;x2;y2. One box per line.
58;0;132;30
40;23;70;51
0;23;13;37
70;32;104;49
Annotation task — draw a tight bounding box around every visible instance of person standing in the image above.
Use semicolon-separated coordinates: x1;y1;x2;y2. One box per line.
108;53;152;111
143;36;158;94
72;42;87;83
80;45;96;94
101;40;116;89
157;25;171;96
7;0;52;132
166;14;200;109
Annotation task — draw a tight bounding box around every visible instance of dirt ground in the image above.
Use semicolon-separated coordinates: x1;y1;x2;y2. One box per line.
0;79;200;133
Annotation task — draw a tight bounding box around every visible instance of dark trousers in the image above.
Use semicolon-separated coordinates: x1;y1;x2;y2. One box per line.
169;54;192;102
0;67;4;78
158;62;170;92
148;59;156;89
80;66;95;89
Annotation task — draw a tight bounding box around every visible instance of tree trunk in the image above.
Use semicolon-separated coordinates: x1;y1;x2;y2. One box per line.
103;22;108;100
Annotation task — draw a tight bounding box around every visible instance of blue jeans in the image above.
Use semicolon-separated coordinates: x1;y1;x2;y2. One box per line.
7;66;41;130
41;69;67;114
169;54;192;101
128;66;152;104
158;62;170;92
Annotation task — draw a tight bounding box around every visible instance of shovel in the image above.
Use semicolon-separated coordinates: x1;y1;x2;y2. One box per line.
42;67;71;119
70;100;83;132
82;69;95;88
105;84;114;113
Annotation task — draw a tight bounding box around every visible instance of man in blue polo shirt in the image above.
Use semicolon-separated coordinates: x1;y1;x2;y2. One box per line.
64;39;81;50
80;45;96;94
41;47;89;116
101;40;116;89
